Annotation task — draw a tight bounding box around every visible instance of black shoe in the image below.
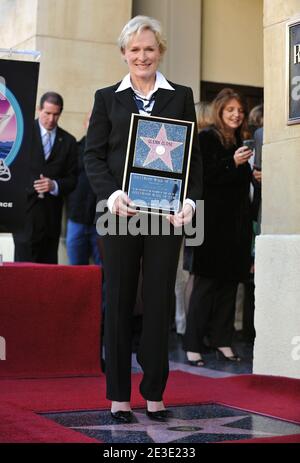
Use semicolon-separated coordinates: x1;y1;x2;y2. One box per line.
110;411;133;423
187;359;205;367
215;348;241;362
146;409;171;422
186;356;205;367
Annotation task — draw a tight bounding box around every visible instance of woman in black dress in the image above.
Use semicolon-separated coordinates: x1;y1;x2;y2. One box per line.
183;88;253;366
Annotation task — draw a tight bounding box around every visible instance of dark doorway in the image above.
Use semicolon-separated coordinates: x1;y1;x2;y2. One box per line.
201;81;263;111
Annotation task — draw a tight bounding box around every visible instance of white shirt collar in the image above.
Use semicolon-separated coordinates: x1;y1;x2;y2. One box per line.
115;71;174;99
38;121;57;139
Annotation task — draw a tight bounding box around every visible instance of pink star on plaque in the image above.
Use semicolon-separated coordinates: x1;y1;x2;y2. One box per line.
141;124;183;171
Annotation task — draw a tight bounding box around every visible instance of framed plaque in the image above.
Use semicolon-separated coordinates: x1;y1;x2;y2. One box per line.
122;114;194;215
287;18;300;124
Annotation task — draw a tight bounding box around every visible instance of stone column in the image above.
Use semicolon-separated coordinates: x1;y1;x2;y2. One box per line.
133;0;201;103
36;0;132;138
253;0;300;378
0;0;132;262
0;0;132;139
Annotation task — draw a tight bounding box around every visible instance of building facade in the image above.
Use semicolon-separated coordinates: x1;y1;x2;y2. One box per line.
0;0;300;379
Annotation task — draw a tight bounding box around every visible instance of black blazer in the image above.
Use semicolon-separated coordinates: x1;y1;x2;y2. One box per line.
84;81;202;206
22;120;78;239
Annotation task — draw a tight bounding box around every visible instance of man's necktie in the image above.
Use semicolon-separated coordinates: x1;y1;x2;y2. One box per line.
42;131;52;160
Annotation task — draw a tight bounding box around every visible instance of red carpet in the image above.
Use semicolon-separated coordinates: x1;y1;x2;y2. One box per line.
1;267;299;442
0;263;102;378
209;374;300;424
0;402;98;443
0;372;299;442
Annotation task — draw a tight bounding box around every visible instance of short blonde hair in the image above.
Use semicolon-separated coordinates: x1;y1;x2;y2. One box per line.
118;15;167;54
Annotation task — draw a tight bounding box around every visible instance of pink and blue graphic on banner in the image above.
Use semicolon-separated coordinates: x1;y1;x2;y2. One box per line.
0;59;39;231
0;82;24;181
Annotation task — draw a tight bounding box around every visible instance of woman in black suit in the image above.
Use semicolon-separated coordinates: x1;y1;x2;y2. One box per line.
183;88;253;366
85;16;202;423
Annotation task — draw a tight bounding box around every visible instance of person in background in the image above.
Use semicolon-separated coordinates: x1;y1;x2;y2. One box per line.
238;105;264;343
180;102;213;338
174;243;189;335
84;16;202;423
66;114;102;265
195;101;213;131
13;92;77;264
183;88;253;366
252;125;263;229
248;103;263;137
241;120;263;343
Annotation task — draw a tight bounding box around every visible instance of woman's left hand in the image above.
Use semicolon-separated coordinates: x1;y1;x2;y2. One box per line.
166;203;194;227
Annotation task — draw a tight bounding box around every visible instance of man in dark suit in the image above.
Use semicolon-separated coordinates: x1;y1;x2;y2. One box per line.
13;92;77;264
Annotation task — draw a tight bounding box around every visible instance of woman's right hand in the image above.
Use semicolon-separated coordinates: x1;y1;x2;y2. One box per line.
233;146;253;167
112;193;137;217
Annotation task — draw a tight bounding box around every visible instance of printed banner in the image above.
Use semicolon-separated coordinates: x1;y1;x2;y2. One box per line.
0;59;39;231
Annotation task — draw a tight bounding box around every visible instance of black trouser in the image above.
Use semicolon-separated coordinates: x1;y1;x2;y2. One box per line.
13;200;60;264
183;276;238;352
13;235;59;264
101;231;182;402
242;279;256;342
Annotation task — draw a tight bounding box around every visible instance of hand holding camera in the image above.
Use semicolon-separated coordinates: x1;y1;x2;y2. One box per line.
234;139;254;167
